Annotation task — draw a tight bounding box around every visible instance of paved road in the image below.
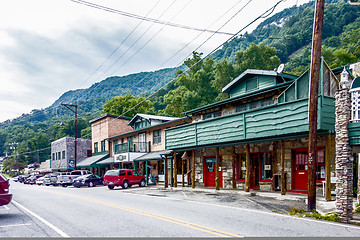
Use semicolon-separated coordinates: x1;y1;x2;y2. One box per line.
2;181;360;238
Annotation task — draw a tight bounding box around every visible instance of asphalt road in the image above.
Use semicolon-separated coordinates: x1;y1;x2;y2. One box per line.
2;181;360;238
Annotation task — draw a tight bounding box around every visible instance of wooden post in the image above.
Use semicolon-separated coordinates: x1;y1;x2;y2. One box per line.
281;141;286;195
182;159;185;187
308;0;325;212
170;156;173;187
232;146;236;189
192;150;195;188
245;144;251;192
272;142;278;191
325;134;332;201
215;147;220;190
173;152;177;187
164;156;168;188
146;161;149;185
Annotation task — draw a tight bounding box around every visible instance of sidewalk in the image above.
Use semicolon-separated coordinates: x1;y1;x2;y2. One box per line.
147;184;356;216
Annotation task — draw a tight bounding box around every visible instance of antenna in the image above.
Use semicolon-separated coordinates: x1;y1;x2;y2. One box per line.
276;63;285;74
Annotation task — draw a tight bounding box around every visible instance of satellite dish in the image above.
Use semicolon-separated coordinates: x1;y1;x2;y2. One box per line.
276;63;285;74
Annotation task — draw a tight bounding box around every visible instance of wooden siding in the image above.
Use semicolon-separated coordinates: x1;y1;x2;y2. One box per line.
165;99;311;150
349;122;360;145
319;96;335;130
230;75;276;98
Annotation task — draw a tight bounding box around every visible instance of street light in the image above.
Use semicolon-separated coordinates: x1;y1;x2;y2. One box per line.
60;103;78;170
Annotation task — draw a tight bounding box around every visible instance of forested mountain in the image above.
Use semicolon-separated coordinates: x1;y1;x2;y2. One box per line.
2;0;360;169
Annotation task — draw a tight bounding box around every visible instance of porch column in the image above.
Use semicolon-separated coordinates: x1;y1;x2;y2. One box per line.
146;161;149;185
182;159;185;187
281;141;286;195
335;75;353;222
215;147;220;190
245;144;251;192
192;150;195;188
164;156;168;188
173;152;177;187
325;134;332;201
170;156;173;187
232;146;236;189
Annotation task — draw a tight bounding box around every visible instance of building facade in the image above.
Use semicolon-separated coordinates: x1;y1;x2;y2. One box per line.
51;137;91;171
165;59;346;194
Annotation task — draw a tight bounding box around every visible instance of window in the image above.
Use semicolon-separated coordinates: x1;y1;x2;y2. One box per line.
261;152;273;180
101;140;106;152
62;150;65;159
134;120;150;130
203;110;222;120
294;149;326;181
153;130;161;145
236;104;247;112
52;153;55;161
94;142;98;153
237;154;246;180
57;152;61;160
261;98;273;107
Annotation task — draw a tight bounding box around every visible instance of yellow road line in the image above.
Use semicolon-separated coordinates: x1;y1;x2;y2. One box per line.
39;188;243;238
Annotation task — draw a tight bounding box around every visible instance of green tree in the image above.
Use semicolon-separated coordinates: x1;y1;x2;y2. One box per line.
235;43;281;73
101;93;154;118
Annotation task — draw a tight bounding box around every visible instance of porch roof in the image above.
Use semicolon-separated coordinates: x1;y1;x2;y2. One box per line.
133;150;172;162
77;153;109;168
95;156;114;166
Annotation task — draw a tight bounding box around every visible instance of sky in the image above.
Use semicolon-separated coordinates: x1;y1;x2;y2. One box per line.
0;0;310;123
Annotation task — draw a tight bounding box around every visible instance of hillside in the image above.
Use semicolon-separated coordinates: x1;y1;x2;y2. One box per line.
1;0;360;163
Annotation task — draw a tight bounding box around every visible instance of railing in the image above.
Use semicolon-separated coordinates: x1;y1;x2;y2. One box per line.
351;89;360;122
114;142;149;154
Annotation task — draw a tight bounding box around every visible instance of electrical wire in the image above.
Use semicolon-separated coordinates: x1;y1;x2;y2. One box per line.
70;0;234;36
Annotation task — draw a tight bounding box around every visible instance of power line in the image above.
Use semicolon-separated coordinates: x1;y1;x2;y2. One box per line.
77;0;162;89
70;0;234;36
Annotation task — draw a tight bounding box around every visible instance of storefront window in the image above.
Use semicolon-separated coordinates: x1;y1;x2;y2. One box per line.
262;152;273;180
237;154;246;180
294;149;325;180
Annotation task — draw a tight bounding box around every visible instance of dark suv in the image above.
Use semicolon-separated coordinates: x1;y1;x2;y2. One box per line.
103;169;146;190
0;174;12;206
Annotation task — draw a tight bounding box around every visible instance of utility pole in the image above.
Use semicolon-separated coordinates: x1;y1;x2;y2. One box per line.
61;103;78;170
308;0;325;212
9;142;18;174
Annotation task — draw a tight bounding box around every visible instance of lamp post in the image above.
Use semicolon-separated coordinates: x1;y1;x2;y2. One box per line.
9;142;18;175
60;103;78;170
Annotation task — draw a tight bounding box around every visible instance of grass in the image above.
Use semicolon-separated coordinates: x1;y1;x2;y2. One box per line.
288;207;340;222
354;203;360;214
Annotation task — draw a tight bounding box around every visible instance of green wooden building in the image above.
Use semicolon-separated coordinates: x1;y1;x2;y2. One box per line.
164;59;342;193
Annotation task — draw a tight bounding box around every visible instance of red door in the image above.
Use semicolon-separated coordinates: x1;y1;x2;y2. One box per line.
250;154;260;190
204;157;223;187
293;152;308;191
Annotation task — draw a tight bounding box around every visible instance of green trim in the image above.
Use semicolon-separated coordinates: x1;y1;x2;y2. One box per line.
184;82;293;115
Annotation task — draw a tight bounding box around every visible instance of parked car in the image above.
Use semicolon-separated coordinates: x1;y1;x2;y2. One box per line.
0;173;12;206
28;175;43;185
103;169;146;190
43;174;51;186
73;174;103;188
57;170;91;187
36;176;45;185
19;175;31;183
49;172;71;186
13;176;20;182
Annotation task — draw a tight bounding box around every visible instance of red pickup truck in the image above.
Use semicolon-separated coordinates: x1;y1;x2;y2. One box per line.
103;169;146;190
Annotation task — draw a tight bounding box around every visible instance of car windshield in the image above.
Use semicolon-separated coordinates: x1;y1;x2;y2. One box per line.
105;170;119;176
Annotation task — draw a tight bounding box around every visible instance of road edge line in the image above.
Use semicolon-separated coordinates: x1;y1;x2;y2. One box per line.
12;200;70;238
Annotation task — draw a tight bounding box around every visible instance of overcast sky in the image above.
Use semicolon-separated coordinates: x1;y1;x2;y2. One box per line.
0;0;310;123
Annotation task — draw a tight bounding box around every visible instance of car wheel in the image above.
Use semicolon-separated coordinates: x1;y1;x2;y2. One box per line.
108;185;114;190
88;181;94;187
140;179;146;187
62;184;67;188
122;180;129;189
76;186;80;188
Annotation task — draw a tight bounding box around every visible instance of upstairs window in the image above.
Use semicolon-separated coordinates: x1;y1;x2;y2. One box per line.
203;110;222;120
62;150;66;159
101;140;106;152
94;142;98;153
134;120;150;130
153;130;161;145
236;98;273;113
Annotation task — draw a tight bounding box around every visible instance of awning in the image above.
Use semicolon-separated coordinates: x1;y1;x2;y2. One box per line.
96;156;114;166
77;153;109;168
133;150;172;162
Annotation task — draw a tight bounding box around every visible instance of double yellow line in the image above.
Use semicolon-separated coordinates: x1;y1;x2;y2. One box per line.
40;188;243;238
